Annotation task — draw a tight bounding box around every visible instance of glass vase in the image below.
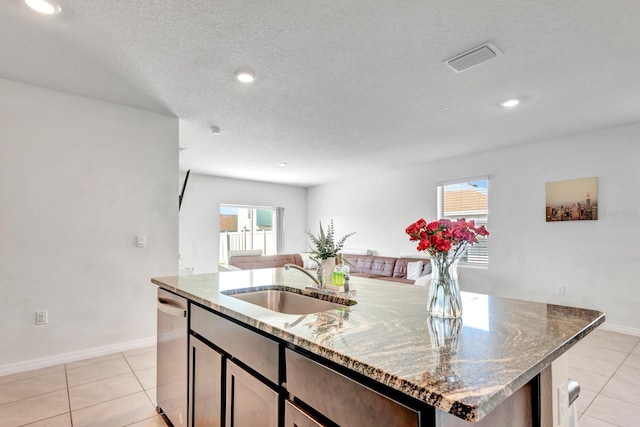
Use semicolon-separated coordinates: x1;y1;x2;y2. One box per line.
427;255;462;318
427;317;462;388
320;257;336;287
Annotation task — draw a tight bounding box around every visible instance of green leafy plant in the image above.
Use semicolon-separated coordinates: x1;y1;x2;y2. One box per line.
305;220;355;260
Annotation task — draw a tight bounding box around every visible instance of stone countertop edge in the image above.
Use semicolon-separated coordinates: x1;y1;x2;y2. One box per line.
151;272;605;422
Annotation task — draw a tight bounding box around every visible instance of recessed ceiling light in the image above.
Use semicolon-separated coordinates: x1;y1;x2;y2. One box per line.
235;71;256;83
25;0;61;15
500;98;520;108
277;162;287;167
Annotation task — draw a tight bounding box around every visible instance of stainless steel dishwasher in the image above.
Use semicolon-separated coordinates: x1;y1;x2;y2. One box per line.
157;288;188;426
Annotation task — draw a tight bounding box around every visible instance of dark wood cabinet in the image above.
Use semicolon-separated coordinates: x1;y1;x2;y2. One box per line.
188;303;430;427
225;360;279;427
284;400;324;427
285;349;421;427
189;336;223;427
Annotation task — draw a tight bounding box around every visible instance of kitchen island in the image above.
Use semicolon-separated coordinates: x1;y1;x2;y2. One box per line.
152;268;604;427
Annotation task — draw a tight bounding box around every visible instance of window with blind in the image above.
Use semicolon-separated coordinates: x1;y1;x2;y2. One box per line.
437;178;489;265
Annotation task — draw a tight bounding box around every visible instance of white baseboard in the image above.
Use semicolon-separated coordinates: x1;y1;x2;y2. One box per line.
0;336;157;377
598;322;640;337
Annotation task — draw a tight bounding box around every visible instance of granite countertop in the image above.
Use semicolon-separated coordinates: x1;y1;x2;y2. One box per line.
152;268;604;422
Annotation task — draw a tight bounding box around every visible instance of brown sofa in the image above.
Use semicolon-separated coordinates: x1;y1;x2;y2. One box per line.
343;254;430;284
228;253;430;285
228;253;304;270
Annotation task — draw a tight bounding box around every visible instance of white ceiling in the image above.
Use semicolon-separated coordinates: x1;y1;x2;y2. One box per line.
2;0;639;187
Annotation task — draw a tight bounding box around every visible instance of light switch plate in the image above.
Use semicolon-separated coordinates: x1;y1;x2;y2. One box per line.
136;235;147;248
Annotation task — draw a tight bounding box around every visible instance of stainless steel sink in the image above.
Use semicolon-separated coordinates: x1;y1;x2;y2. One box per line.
224;289;354;315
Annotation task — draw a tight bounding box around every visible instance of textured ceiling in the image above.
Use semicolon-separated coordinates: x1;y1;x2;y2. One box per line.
2;0;640;186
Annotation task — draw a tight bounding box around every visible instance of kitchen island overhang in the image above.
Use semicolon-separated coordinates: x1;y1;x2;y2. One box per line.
152;268;604;425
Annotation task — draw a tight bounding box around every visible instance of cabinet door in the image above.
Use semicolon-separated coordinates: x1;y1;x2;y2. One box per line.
225;360;278;427
189;337;223;427
284;400;324;427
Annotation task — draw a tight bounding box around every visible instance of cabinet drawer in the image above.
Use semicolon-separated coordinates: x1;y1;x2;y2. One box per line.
284;400;323;427
191;304;279;384
285;349;420;427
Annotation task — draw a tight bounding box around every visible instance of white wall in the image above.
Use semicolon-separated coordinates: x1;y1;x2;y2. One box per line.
179;173;307;273
0;79;178;370
308;121;640;331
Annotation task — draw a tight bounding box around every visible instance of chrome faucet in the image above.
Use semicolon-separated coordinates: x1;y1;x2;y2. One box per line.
284;264;323;287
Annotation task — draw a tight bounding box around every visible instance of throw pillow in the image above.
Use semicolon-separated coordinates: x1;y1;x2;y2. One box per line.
421;262;432;276
299;252;317;270
406;261;424;281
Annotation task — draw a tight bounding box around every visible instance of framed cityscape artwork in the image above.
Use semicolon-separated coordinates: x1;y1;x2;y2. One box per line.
545;177;598;222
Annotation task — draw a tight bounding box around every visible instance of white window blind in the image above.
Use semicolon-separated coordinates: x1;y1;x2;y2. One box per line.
437;178;489;265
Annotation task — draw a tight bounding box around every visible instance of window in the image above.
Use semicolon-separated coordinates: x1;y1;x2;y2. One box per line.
219;205;277;263
437;178;489;265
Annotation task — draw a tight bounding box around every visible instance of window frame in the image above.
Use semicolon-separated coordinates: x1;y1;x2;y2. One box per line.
436;176;489;267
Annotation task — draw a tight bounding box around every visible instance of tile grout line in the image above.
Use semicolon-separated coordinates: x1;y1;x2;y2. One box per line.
68;370;134;390
579;345;636;421
65;354;125;373
0;370;69;420
577;339;640;355
128;353;160;410
121;351;160;420
65;363;74;427
0;348;156;427
65;353;150;422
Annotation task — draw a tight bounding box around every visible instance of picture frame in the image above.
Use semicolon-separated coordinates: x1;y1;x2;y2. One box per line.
545;177;598;222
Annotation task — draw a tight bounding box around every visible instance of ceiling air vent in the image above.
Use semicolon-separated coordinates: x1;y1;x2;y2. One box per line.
445;42;502;73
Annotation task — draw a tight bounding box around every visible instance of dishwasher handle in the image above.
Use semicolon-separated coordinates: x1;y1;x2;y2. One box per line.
157;298;187;318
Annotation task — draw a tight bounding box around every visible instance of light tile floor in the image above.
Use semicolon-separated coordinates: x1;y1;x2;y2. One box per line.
0;329;638;426
566;329;640;427
0;346;164;427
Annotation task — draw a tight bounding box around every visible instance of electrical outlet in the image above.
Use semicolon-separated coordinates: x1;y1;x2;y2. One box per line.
557;284;566;295
35;310;48;325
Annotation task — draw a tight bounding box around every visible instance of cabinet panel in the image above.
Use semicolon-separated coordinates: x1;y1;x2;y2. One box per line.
284;400;324;427
285;349;420;427
190;337;223;427
191;304;279;384
226;360;279;427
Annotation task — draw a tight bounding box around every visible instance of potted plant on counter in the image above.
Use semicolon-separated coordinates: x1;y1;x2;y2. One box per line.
305;220;355;285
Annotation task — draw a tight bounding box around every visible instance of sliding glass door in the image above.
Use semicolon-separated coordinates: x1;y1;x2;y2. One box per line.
219;205;276;263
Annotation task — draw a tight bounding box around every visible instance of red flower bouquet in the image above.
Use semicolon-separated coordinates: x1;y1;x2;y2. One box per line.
405;218;489;259
405;218;489;318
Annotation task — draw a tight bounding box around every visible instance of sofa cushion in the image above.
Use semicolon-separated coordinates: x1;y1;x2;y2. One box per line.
229;253;303;270
344;255;396;277
299;252;317;270
421;262;432;276
406;261;423;280
392;258;432;279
